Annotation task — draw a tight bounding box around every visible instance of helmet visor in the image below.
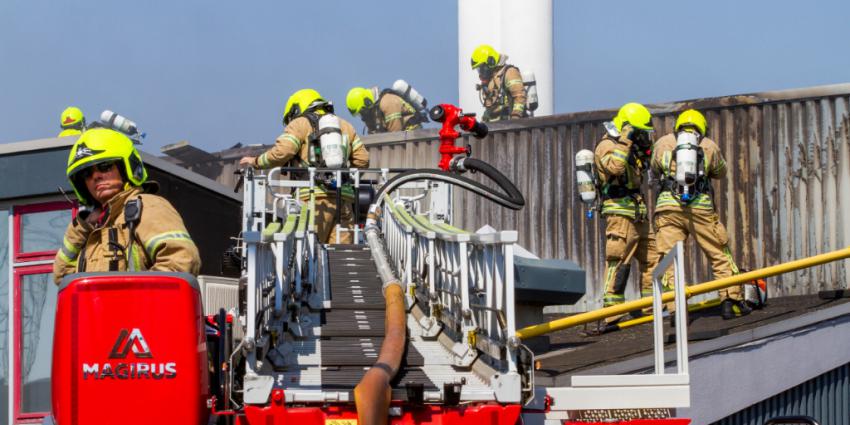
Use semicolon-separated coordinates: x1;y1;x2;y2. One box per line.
78;160;119;180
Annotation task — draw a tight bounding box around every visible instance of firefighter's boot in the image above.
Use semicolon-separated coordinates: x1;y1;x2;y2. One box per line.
721;299;752;320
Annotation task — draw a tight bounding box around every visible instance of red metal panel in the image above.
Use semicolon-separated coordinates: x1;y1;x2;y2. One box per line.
51;274;209;425
239;390;522;425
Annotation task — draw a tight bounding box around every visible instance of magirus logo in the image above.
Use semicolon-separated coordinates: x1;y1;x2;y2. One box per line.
109;328;152;359
82;328;177;380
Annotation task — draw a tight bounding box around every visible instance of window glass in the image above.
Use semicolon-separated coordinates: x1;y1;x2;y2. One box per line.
20;209;70;254
20;272;55;414
0;210;8;422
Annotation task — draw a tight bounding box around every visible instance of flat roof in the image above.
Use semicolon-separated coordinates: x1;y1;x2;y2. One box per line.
534;294;850;386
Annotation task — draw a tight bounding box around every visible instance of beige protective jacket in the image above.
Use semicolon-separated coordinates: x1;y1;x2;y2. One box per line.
594;135;648;219
360;92;420;134
53;186;201;284
378;92;420;132
253;114;370;199
479;64;527;121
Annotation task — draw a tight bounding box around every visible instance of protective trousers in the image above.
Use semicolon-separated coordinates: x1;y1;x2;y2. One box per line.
654;209;742;300
602;214;659;306
314;197;355;244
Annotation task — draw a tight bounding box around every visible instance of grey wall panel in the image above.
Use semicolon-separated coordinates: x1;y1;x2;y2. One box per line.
713;362;850;425
0;149;72;201
363;85;850;310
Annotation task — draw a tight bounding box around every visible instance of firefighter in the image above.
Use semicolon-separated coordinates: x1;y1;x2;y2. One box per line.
239;88;369;244
53;128;201;284
58;106;86;137
470;44;528;122
651;109;751;319
595;103;659;308
346;86;423;134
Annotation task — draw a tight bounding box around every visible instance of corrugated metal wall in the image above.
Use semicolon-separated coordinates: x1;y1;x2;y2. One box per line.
364;84;850;310
713;362;850;425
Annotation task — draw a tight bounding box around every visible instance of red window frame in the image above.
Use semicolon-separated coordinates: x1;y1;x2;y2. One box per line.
13;264;54;423
12;201;77;263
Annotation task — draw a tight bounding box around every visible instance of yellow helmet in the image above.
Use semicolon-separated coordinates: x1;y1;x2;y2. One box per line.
66;128;147;205
675;109;707;136
61;106;85;130
612;102;654;132
470;44;500;69
282;88;330;125
58;128;82;138
346;87;376;116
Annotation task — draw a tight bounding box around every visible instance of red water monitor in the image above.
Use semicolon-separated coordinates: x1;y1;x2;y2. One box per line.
429;104;488;171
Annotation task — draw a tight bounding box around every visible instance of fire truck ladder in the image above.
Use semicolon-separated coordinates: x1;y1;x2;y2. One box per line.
237;168;532;407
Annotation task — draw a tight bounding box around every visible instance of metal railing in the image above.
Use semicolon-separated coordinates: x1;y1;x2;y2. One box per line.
381;195;521;375
241;169;318;376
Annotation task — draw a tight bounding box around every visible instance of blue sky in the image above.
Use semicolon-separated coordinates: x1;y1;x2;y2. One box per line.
1;0;848;153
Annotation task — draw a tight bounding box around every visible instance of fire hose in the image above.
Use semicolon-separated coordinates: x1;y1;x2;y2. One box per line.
356;221;406;425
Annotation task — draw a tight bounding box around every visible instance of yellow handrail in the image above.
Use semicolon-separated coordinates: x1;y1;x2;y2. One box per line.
516;246;850;339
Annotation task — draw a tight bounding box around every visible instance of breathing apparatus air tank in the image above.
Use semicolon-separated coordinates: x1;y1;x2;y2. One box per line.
675;131;699;202
575;149;597;218
318;114;345;168
392;79;426;112
522;69;539;112
100;110;139;136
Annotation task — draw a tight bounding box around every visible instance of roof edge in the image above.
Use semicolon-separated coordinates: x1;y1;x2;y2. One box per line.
362;81;850;147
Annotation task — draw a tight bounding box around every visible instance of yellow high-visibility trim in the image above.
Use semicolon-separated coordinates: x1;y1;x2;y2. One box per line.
144;231;194;258
257;153;270;168
282;134;301;150
383;112;402;123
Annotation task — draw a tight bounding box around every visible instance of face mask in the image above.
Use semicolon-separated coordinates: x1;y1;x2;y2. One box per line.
478;67;494;82
632;129;653;155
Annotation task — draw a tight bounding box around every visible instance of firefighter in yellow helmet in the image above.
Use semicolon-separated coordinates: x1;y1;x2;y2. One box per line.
470;44;528;122
594;103;659;308
651;109;751;319
58;106;86;137
346;86;425;134
54;128;201;284
239;89;370;244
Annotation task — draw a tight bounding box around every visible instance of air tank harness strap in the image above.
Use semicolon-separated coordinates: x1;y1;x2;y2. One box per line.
657;176;712;206
599;185;640;200
124;197;144;272
600;186;644;222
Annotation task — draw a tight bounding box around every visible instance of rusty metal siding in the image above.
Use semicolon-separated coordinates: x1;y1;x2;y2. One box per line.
363;84;850;310
713;362;850;425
